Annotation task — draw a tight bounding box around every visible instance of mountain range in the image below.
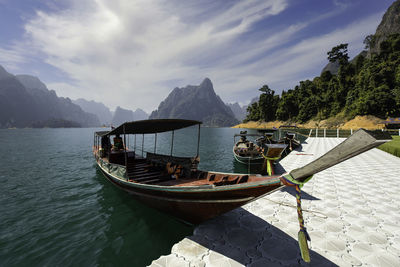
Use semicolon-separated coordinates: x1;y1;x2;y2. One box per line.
2;62;246;128
73;98;113;125
111;106;148;126
226;102;247;122
0;65;100;128
149;78;239;127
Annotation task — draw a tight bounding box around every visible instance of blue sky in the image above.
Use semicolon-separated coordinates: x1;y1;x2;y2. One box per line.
0;0;396;112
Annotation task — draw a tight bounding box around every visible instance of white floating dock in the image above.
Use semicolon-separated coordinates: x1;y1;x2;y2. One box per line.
151;138;400;266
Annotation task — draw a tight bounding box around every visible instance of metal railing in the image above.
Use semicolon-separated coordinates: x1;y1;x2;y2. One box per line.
284;128;400;139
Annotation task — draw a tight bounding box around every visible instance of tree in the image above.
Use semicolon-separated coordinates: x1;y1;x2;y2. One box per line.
244;102;260;122
327;43;349;65
258;85;279;122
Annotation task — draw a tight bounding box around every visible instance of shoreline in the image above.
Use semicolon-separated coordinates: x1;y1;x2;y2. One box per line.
232;115;386;130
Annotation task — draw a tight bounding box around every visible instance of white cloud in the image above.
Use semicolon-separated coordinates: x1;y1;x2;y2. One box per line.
0;47;26;71
3;0;384;111
193;12;383;105
15;0;290;111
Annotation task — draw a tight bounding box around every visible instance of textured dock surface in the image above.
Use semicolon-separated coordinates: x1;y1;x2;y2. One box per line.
151;138;400;266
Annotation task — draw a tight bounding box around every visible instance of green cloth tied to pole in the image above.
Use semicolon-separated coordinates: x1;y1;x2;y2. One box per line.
261;154;280;176
281;173;313;263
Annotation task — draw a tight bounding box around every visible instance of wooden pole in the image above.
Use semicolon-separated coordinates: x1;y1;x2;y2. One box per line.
154;133;157;154
123;125;127;167
142;134;144;157
196;124;201;157
170;130;175;156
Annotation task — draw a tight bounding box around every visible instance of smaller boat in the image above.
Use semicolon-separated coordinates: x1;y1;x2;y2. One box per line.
279;132;301;152
233;131;265;165
256;131;277;147
233;131;287;175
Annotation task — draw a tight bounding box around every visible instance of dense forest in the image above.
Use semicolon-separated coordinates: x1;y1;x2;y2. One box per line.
245;34;400;123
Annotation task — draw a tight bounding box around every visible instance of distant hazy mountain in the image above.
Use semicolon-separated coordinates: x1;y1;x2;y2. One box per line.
321;60;340;75
133;108;148;121
226;102;246;122
0;65;13;80
321;51;369;75
242;97;258;117
0;65;100;128
111;106;148;126
73;98;112;125
149;78;239;127
16;75;48;93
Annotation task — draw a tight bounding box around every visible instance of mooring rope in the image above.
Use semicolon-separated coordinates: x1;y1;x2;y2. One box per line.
280;174;313;263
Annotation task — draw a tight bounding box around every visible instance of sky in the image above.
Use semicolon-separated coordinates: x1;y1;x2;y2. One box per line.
0;0;396;113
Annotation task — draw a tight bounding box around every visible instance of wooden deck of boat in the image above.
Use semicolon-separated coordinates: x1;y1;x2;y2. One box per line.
99;153;279;187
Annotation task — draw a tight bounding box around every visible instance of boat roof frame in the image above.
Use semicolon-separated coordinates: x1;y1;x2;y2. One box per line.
95;119;202;136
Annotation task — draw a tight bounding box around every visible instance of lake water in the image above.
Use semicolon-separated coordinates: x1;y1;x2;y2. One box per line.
0;126;265;266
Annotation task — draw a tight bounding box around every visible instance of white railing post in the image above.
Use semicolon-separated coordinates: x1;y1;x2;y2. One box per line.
316;128;318;138
398;129;400;136
351;129;353;135
324;128;326;138
337;128;339;138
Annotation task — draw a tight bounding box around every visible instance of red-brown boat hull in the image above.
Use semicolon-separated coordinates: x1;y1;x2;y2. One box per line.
98;167;283;224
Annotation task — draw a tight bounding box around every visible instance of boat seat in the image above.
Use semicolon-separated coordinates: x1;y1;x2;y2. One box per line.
143;177;174;184
213;176;232;186
237;175;249;184
133;174;165;182
197;171;207;179
208;174;216;181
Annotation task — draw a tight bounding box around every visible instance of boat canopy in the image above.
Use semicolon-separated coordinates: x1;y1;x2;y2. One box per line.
95;131;111;137
234;133;263;137
100;119;201;136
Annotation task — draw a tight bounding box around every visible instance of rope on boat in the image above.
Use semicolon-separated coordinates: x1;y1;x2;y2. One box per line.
260;152;280;176
281;173;313;263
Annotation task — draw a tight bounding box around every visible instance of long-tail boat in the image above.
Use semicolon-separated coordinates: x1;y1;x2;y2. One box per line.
93;119;391;225
232;131;265;165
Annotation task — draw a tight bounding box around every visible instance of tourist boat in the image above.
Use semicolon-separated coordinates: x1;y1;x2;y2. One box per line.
93;119;390;225
232;131;265;165
279;132;301;152
256;131;277;146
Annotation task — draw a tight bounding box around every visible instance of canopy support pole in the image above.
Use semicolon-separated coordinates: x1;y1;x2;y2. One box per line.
123;125;127;167
170;130;175;156
142;134;144;157
154;133;157;154
196;124;201;157
134;135;136;152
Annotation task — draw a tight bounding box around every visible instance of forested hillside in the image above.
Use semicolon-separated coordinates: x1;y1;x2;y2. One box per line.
245;34;400;123
246;0;400;124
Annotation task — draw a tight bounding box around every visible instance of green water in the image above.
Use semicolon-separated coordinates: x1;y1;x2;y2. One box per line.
0;127;260;266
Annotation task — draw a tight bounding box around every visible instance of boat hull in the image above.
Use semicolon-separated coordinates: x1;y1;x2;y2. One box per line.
97;162;282;224
233;153;265;165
